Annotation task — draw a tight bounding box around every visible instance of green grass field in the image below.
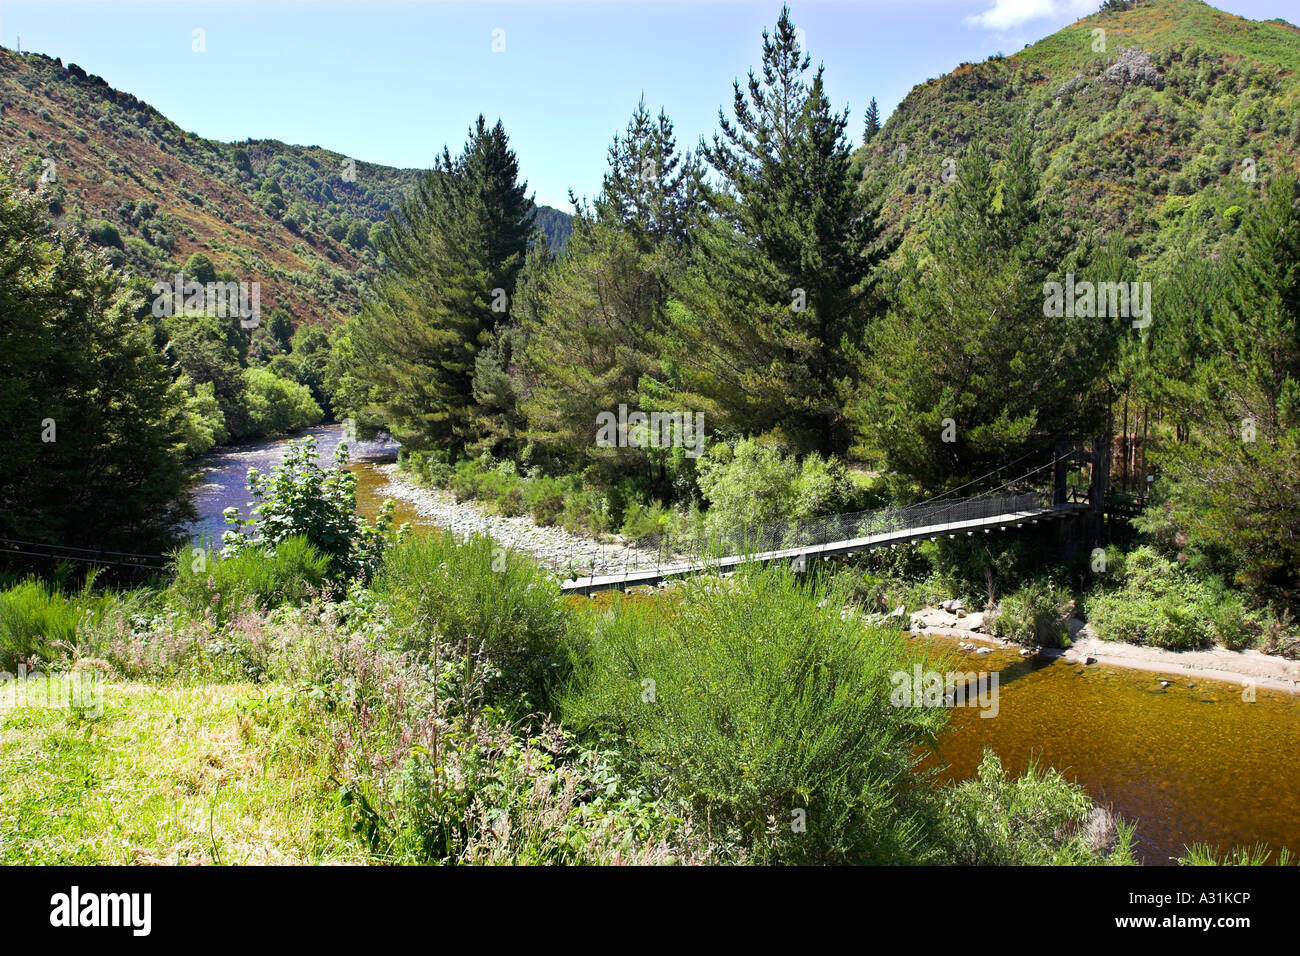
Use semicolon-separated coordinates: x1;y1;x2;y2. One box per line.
0;678;360;865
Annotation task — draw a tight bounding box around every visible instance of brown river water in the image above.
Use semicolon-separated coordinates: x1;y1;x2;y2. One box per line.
192;424;1300;865
918;639;1300;864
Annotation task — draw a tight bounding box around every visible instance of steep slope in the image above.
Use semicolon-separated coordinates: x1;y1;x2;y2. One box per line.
860;0;1300;266
0;48;570;326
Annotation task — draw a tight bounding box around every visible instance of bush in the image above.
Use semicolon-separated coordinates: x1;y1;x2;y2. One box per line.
222;436;403;584
243;367;323;437
560;566;947;864
434;455;612;535
400;449;452;487
991;582;1069;648
167;537;330;625
696;437;856;538
523;475;567;527
373;533;570;714
1085;546;1253;651
86;219;122;249
176;378;228;457
935;752;1134;865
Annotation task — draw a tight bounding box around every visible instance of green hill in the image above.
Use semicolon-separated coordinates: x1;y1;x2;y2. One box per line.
860;0;1300;266
0;48;570;327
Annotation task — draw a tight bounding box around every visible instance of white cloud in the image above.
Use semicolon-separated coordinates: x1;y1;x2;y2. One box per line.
965;0;1097;31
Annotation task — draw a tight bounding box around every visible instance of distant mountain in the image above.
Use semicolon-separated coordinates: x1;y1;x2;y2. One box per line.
859;0;1300;268
534;203;574;251
0;48;571;326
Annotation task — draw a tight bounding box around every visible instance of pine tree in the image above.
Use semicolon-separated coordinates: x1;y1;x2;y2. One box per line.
592;96;702;248
863;96;881;143
521;100;696;482
852;128;1118;490
666;6;888;455
349;117;534;453
1157;175;1300;603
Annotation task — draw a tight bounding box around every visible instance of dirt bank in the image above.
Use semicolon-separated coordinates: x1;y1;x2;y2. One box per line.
908;605;1300;695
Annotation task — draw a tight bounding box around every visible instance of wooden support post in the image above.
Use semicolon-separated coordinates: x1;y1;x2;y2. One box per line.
1053;441;1070;507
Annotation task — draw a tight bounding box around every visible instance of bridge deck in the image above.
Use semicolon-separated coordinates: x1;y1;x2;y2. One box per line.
561;502;1089;595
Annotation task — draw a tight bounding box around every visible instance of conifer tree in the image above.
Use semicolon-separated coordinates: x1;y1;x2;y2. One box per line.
666;6;887;455
592;96;702;248
1156;175;1300;603
350;117;534;452
521;101;698;481
863;96;881;143
852;128;1119;490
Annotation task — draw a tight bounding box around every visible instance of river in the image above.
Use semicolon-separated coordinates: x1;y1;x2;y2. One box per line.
187;423;421;545
191;423;1300;865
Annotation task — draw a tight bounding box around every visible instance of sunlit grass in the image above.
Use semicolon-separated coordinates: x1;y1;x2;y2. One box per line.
0;678;360;865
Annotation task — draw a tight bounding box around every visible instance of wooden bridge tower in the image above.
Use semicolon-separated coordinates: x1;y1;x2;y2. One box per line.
1053;434;1110;552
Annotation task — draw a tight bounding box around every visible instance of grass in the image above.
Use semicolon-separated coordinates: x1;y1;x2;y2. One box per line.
166;536;331;626
0;677;358;865
0;575;122;669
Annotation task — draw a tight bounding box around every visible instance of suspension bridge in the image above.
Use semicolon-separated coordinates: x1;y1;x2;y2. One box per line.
0;436;1136;594
560;438;1122;596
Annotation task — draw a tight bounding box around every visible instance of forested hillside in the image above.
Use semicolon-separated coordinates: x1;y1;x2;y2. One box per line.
0;47;571;327
861;0;1300;268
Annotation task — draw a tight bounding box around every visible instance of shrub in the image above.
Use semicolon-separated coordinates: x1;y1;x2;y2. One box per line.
935;752;1135;865
560;566;947;864
400;449;452;487
438;456;611;535
696;438;798;534
1084;546;1253;651
696;437;855;538
991;582;1069;648
1088;590;1207;650
176;378;228;457
1207;595;1253;650
167;536;330;624
243;367;323;437
85;219;122;249
620;500;672;540
373;533;570;714
222;436;403;584
523;475;567;526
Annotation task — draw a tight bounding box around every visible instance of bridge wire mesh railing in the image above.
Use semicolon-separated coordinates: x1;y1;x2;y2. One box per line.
565;452;1076;585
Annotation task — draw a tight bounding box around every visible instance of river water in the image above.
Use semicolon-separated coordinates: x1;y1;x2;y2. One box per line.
187;423;420;545
191;423;1300;865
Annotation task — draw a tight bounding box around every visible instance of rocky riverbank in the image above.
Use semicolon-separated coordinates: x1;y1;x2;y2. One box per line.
377;463;661;578
905;602;1300;695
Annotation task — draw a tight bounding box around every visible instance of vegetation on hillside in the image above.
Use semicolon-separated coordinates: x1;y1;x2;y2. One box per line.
0;48;573;329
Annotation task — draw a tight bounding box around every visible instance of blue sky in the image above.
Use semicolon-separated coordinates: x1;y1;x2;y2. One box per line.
2;0;1296;207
